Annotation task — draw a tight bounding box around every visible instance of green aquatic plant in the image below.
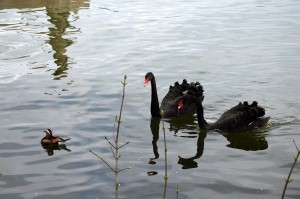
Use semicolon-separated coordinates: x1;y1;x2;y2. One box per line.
90;75;130;199
281;140;300;199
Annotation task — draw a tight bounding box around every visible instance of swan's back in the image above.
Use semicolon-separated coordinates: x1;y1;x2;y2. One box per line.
160;79;204;117
213;101;268;132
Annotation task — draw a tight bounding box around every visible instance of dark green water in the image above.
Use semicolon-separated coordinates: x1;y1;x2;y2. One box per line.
0;0;300;198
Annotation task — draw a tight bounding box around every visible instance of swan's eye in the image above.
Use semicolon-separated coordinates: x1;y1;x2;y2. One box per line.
178;100;184;110
144;78;149;87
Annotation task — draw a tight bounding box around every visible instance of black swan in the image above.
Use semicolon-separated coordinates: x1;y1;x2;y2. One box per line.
178;96;270;132
144;72;204;118
41;129;71;145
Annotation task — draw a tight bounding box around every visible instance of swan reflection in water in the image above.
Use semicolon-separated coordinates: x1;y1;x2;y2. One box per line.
41;143;71;156
148;114;268;170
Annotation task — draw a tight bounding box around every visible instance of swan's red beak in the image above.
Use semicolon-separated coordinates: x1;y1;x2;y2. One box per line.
144;78;149;87
178;99;184;110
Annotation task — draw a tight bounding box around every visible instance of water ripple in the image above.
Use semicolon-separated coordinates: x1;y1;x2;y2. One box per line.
1;0;300;198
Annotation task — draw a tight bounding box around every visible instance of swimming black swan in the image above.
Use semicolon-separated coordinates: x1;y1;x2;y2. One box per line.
178;96;270;132
144;72;204;118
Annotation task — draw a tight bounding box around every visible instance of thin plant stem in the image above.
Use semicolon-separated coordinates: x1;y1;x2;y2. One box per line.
118;167;132;173
105;136;116;149
115;75;127;144
114;75;127;199
118;141;130;149
176;185;179;199
90;75;129;199
110;146;117;159
89;150;115;173
281;140;300;199
161;111;168;199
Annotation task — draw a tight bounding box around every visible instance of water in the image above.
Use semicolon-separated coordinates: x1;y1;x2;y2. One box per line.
1;0;300;198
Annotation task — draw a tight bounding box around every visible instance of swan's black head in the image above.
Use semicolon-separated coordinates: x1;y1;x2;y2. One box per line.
144;72;154;87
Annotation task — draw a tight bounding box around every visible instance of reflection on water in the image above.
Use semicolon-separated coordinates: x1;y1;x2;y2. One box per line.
41;143;71;156
149;117;160;162
1;0;299;198
178;131;207;169
0;0;89;80
0;0;47;9
223;130;268;151
147;116;196;165
149;114;268;170
0;0;89;11
46;7;73;80
45;1;89;80
168;112;199;135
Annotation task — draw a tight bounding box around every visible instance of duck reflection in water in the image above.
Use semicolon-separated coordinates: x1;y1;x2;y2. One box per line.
148;114;269;170
41;129;71;156
41;143;71;156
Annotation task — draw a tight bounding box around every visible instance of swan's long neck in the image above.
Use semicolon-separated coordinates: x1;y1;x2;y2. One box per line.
150;77;161;117
196;101;208;130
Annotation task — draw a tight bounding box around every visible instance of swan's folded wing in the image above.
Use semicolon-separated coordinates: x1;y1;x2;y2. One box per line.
162;80;203;105
161;80;204;117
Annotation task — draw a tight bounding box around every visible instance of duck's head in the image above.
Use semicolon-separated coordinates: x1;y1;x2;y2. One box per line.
43;129;53;137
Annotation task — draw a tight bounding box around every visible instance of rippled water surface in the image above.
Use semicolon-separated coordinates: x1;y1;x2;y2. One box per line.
1;0;300;198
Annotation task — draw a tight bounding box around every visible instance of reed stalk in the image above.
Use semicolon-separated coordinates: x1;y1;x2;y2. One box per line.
176;184;179;199
281;140;300;199
90;75;130;199
161;111;168;199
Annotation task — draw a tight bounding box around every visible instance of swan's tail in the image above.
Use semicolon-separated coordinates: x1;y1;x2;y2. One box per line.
237;101;269;128
217;101;269;132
